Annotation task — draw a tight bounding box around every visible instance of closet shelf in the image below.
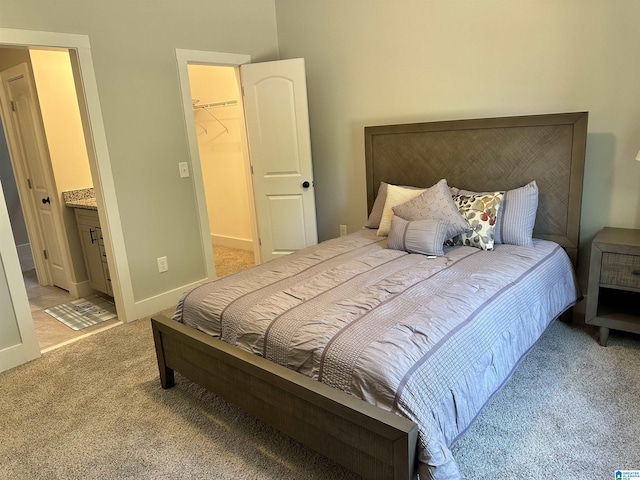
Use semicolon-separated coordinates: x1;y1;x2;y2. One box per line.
192;99;238;137
193;99;238;110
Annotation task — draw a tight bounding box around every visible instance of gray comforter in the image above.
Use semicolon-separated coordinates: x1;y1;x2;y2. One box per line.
174;229;580;479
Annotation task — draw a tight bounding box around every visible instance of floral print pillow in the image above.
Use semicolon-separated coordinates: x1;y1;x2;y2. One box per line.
448;192;503;250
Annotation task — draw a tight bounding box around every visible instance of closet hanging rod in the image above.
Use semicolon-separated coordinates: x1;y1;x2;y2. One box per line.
193;100;238;110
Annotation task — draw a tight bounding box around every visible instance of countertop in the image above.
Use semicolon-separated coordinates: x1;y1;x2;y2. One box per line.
62;187;97;211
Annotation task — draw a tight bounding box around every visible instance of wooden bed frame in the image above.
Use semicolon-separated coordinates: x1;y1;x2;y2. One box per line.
152;111;588;480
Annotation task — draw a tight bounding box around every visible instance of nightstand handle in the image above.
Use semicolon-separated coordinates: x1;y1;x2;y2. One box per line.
633;270;640;276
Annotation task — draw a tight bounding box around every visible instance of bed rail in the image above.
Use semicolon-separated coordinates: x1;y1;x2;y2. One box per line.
151;314;419;480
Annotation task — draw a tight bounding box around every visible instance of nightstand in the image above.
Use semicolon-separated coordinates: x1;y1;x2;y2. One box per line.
586;227;640;345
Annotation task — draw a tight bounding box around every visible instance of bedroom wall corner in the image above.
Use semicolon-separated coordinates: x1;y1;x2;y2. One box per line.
274;0;640;274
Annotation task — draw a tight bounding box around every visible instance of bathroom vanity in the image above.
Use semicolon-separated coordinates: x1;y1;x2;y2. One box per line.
63;188;112;296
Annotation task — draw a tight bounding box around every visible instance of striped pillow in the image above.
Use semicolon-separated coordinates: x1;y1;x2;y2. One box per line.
387;216;450;256
496;181;538;247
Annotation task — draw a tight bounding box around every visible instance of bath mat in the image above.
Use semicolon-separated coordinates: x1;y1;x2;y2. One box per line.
45;295;117;330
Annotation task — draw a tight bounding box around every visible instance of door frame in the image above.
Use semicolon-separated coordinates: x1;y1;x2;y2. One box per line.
175;49;261;278
0;176;39;371
0;28;132;321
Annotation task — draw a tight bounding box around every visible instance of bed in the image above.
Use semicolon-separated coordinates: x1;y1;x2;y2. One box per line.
151;111;588;480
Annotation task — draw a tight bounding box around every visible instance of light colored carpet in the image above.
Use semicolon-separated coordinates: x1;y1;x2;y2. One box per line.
213;244;255;278
1;314;638;479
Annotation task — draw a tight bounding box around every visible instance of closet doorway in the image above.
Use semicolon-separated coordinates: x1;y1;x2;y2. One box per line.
186;64;257;277
177;50;318;280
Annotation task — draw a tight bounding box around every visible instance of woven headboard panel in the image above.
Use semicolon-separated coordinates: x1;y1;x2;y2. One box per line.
364;112;588;265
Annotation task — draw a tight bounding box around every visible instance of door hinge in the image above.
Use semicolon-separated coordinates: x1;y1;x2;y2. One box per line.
250;165;254;175
258;237;262;246
10;100;15;112
43;249;48;260
27;178;32;189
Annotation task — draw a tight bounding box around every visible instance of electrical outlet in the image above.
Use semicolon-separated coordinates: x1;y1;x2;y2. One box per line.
178;162;190;178
157;256;169;273
340;224;347;237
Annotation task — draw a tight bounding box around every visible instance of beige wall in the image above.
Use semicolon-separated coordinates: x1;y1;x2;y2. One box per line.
275;0;640;283
188;64;253;250
30;49;92;191
0;1;279;307
30;48;93;284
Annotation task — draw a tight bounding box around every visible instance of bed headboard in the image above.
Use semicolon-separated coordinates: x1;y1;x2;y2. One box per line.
364;112;588;265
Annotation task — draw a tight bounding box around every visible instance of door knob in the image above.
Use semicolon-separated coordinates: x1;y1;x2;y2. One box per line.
302;181;310;189
42;197;50;204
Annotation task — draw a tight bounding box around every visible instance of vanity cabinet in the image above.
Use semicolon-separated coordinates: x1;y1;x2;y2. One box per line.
75;209;112;296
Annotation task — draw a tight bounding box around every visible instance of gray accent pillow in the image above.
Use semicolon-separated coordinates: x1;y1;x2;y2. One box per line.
453;181;538;247
365;182;388;229
498;181;538;247
387;216;450;256
392;179;470;241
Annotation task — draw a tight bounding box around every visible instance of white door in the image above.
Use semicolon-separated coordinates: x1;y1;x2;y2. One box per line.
240;58;318;261
0;178;40;372
1;63;68;289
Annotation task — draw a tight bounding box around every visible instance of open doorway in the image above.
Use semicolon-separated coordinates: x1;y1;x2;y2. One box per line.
0;46;119;351
186;64;257;277
177;51;318;276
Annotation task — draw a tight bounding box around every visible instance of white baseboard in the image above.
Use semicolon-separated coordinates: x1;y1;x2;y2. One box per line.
0;343;41;374
211;234;253;251
67;279;95;299
121;234;254;322
126;277;212;322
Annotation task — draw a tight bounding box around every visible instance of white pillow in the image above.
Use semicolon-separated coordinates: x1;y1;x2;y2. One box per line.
376;184;426;236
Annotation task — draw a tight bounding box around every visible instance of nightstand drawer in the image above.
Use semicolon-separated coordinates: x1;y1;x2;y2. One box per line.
600;252;640;289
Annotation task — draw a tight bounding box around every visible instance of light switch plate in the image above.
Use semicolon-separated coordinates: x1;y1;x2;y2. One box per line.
178;162;190;178
157;256;169;273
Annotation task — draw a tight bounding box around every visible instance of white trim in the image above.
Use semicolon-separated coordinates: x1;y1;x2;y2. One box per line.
0;28;90;49
66;279;94;299
211;234;253;251
0;28;134;322
0;178;39;372
0;343;37;372
128;278;207;320
40;320;122;354
177;49;251;67
174;49;252;283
